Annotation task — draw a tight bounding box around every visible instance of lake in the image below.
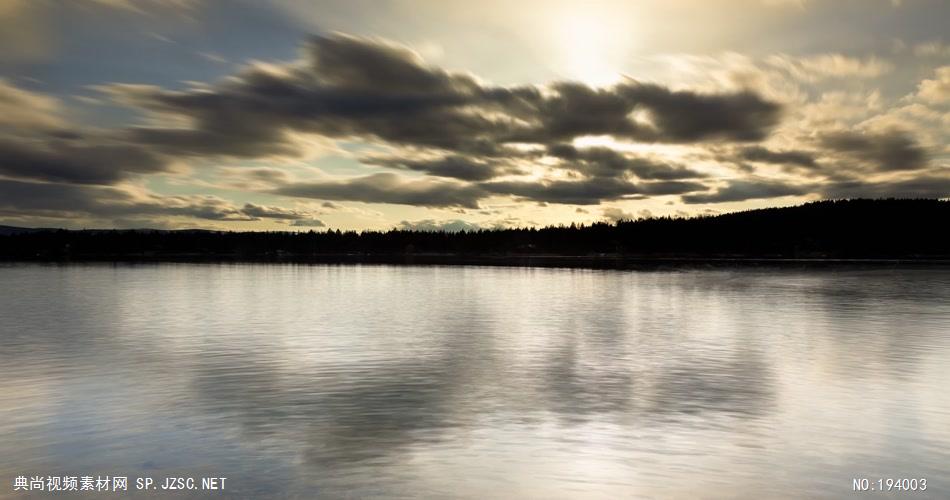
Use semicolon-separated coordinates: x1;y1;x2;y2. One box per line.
2;264;949;498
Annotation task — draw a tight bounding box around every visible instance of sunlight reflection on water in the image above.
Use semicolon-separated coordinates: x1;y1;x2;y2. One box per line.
2;264;949;498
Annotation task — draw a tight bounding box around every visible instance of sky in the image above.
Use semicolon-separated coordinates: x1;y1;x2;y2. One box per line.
0;0;948;231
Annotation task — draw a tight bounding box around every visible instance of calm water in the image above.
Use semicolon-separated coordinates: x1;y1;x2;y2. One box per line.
2;264;949;499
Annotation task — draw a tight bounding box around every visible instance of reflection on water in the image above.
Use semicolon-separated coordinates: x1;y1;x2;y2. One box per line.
1;264;949;498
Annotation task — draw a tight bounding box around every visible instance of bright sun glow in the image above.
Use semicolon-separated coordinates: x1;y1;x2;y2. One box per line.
549;6;635;87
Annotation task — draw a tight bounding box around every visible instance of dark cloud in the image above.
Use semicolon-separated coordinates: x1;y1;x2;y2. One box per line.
739;146;817;168
482;178;638;205
682;179;811;203
641;180;709;195
682;172;950;205
819;129;928;171
366;155;518;181
527;83;641;140
242;167;292;183
49;33;785;212
0;179;316;222
305;34;480;96
482;178;706;205
103;34;782;161
546;144;706;180
26;34;938;222
127;124;300;159
519;82;781;144
159;196;256;221
110;33;510;157
290;218;326;227
240;203;309;220
274;173;706;208
617;83;782;143
0;138;168;185
820;175;950;199
274;173;485;208
0;179;128;217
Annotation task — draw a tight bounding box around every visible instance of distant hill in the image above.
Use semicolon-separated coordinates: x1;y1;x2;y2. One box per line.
0;199;947;264
0;225;50;236
0;226;216;235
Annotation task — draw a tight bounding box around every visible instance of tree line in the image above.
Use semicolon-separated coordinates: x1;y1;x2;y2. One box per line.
1;199;947;261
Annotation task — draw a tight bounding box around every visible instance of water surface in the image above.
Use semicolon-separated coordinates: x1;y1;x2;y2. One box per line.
2;264;949;498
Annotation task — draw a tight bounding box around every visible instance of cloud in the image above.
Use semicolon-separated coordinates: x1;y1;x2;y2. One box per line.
396;219;480;232
158;196;256;221
0;179;254;221
482;178;637;205
526;82;782;143
762;0;807;7
239;203;310;220
87;0;200;14
616;83;782;142
99;33;782;162
601;207;634;222
100;34;507;157
0;81;174;188
820;175;950;199
0;1;54;62
682;179;811;203
819;129;927;171
915;66;950;104
274;172;485;208
290;218;326;227
217;166;293;190
197;51;228;64
546;144;707;180
0;79;64;133
0;138;169;185
738;145;817;168
110;218;209;230
913;41;950;58
8;29;945;227
482;177;706;205
765;54;893;82
51;33;785;211
0;179;329;224
365;155;517;181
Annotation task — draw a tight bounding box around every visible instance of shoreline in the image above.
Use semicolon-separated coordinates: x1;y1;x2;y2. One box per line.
3;254;949;270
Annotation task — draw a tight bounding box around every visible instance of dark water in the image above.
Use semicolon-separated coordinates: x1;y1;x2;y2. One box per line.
2;264;949;499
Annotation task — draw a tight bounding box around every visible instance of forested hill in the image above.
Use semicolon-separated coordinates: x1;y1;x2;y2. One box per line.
1;199;947;262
